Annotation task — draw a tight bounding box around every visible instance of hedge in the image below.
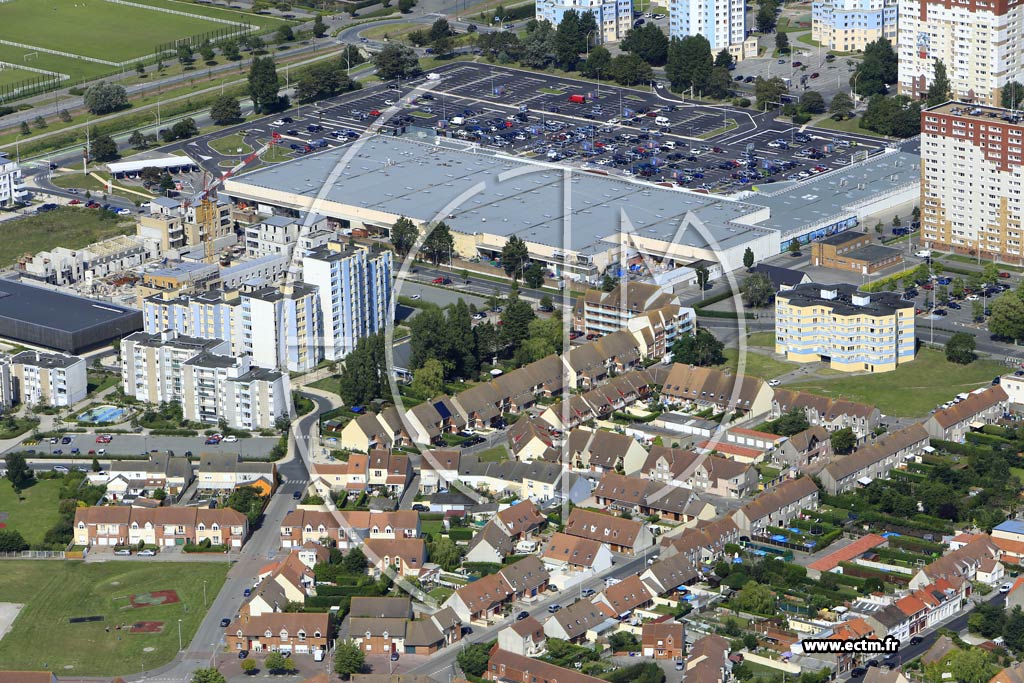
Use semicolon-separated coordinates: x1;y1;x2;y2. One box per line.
150;428;199;437
448;528;473;542
463;562;502;576
184;544;229;553
889;535;944;555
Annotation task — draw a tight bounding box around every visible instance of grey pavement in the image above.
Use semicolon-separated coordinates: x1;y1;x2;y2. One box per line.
19;434;281;460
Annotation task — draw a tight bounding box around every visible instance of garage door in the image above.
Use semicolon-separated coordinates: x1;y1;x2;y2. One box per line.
295;645;309;654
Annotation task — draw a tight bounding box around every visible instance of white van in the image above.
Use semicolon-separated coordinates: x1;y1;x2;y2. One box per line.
450;116;465;126
655;115;670;126
663;141;676;150
426;72;441;80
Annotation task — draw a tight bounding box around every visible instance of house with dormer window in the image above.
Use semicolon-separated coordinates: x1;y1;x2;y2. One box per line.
225;613;330;656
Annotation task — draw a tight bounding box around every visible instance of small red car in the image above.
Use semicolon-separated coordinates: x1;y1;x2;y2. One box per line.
369;109;381;116
999;272;1012;278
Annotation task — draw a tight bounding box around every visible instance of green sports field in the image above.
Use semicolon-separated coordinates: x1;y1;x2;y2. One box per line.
0;66;45;88
0;561;229;676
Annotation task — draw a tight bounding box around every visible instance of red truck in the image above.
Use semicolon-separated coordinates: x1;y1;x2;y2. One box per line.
567;94;586;104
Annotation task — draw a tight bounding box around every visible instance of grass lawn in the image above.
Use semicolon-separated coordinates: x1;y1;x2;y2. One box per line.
719;348;798;381
0;0;225;62
477;445;510;463
306;376;341;398
0;561;229;676
699;119;739;140
745;331;776;348
422;520;445;537
428;586;454;602
809;116;887;138
540;87;565;95
260;143;294;164
208;133;252;156
0;207;134;267
0;478;62;546
0;66;42;88
785;347;1007;416
362;22;422;41
87;370;120;396
51;172;108;193
410;110;435;119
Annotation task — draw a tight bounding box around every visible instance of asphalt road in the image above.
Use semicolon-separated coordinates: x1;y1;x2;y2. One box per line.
17;433;280;460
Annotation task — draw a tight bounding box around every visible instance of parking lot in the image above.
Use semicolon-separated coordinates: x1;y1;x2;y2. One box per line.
191;62;887;195
21;433;281;460
900;255;1016;335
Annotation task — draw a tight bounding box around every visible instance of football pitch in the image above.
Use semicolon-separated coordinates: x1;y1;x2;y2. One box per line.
0;0;287;83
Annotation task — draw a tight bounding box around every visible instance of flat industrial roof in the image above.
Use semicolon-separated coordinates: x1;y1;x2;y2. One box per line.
227;136;773;254
0;279;139;333
746;147;920;233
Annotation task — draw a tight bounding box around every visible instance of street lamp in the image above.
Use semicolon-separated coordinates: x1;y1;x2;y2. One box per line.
177;619;183;651
203;580;208;607
585;30;595;61
14;136;20;164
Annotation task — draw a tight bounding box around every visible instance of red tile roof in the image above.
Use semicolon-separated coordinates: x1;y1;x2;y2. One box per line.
808;534;887;573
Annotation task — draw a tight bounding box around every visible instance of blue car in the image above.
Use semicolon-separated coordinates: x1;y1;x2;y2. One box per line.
243;588;251;597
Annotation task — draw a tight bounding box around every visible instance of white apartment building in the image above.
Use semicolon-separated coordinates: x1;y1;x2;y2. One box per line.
898;0;1024;105
143;283;323;373
181;352;291;430
18;235;155;287
669;0;745;53
121;330;231;404
812;0;897;52
535;0;634;43
301;242;392;361
920;102;1024;261
240;283;322;373
244;214;332;259
11;351;87;407
0;153;26;207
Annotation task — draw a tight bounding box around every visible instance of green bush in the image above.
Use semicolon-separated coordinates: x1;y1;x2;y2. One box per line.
448;528;473;542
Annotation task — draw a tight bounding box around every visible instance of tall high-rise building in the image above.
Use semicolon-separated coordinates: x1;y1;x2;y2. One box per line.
669;0;745;53
535;0;633;43
0;153;26;208
920;102;1024;261
301;241;393;361
812;0;897;52
897;0;1024;105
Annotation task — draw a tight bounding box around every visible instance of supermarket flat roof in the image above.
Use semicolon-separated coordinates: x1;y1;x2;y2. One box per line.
0;279;139;333
225;135;774;254
107;155;198;173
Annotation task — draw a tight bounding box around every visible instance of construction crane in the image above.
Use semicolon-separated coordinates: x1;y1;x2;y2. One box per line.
184;131;282;263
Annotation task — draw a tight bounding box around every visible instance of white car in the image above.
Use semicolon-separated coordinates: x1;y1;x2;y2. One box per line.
97;449;106;455
114;549;132;556
410;294;421;300
768;379;781;387
426;72;441;80
1001;583;1013;593
117;208;132;216
53;465;69;473
384;99;395;106
271;119;285;127
966;294;981;301
138;549;156;557
915;249;931;258
223;435;238;443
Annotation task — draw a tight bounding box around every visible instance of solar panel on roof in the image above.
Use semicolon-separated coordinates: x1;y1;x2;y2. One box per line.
433;401;451;419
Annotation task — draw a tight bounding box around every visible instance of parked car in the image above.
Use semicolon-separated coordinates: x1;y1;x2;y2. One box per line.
547;604;562;613
910;636;923;645
243;588;252;597
1000;272;1012;278
114;549;132;556
221;618;232;627
238;650;249;659
53;465;69;473
222;435;238;443
412;503;429;512
293;490;302;500
61;436;73;444
516;611;530;621
390;652;400;661
139;549;156;557
581;588;596;597
1002;583;1013;593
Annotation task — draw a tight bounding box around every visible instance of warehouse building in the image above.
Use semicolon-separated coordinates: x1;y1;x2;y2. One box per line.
0;279;141;353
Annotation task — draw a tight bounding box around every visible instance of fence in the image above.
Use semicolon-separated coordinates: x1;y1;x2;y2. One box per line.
0;550;65;560
151;24;256;63
106;0;255;26
0;71;65;104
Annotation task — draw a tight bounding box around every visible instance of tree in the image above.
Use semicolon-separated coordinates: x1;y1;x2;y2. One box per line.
433;34;454;56
829;92;854;119
91;457;101;472
248;56;280;114
447;299;478;378
399;0;416;11
695;265;710;291
18;121;28;136
621;23;669;66
209;95;242;125
788;238;801;256
947;648;998;683
334;640;365;679
500;295;537;347
743;247;755;272
220;39;241;61
428;535;463;570
59;109;71;123
765;408;809;436
264;651;291;673
177;43;194;66
732;581;775;615
391;216;418;257
755;76;788;109
800;90;826;114
422;222;455;266
342;546;368;573
973;299;986;322
830;427;856;455
707;66;733;100
941;331;976;365
775;31;789;53
926;59;951;107
666;35;712;93
277;25;295;43
312;14;328;38
374;43;420;80
411;358;446;399
191;670;226;683
198;40;215;63
580;46;612;79
756;5;777;33
338;334;387;406
240;659;257;675
601;273;618;292
410;306;451;372
84;82;128;115
89;129;119;162
457;643;491;677
160;117;198;142
153;488;167;501
714;48;734;69
937;284;949;304
524;262;545;289
294;60;360;103
550;10;591;70
128;130;147;149
671;328;725;366
32;115;46;130
136;61;146;76
502;235;530;280
0;529;28;552
226;486;263;524
741;272;775;308
610;53;653;86
989;292;1024;342
1003;80;1024;110
540;294;554;311
952;278;966;299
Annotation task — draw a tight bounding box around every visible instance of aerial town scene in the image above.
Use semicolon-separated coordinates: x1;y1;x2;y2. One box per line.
0;0;1023;682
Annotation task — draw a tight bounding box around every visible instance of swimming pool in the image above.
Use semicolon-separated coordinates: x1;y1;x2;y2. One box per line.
78;405;128;423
